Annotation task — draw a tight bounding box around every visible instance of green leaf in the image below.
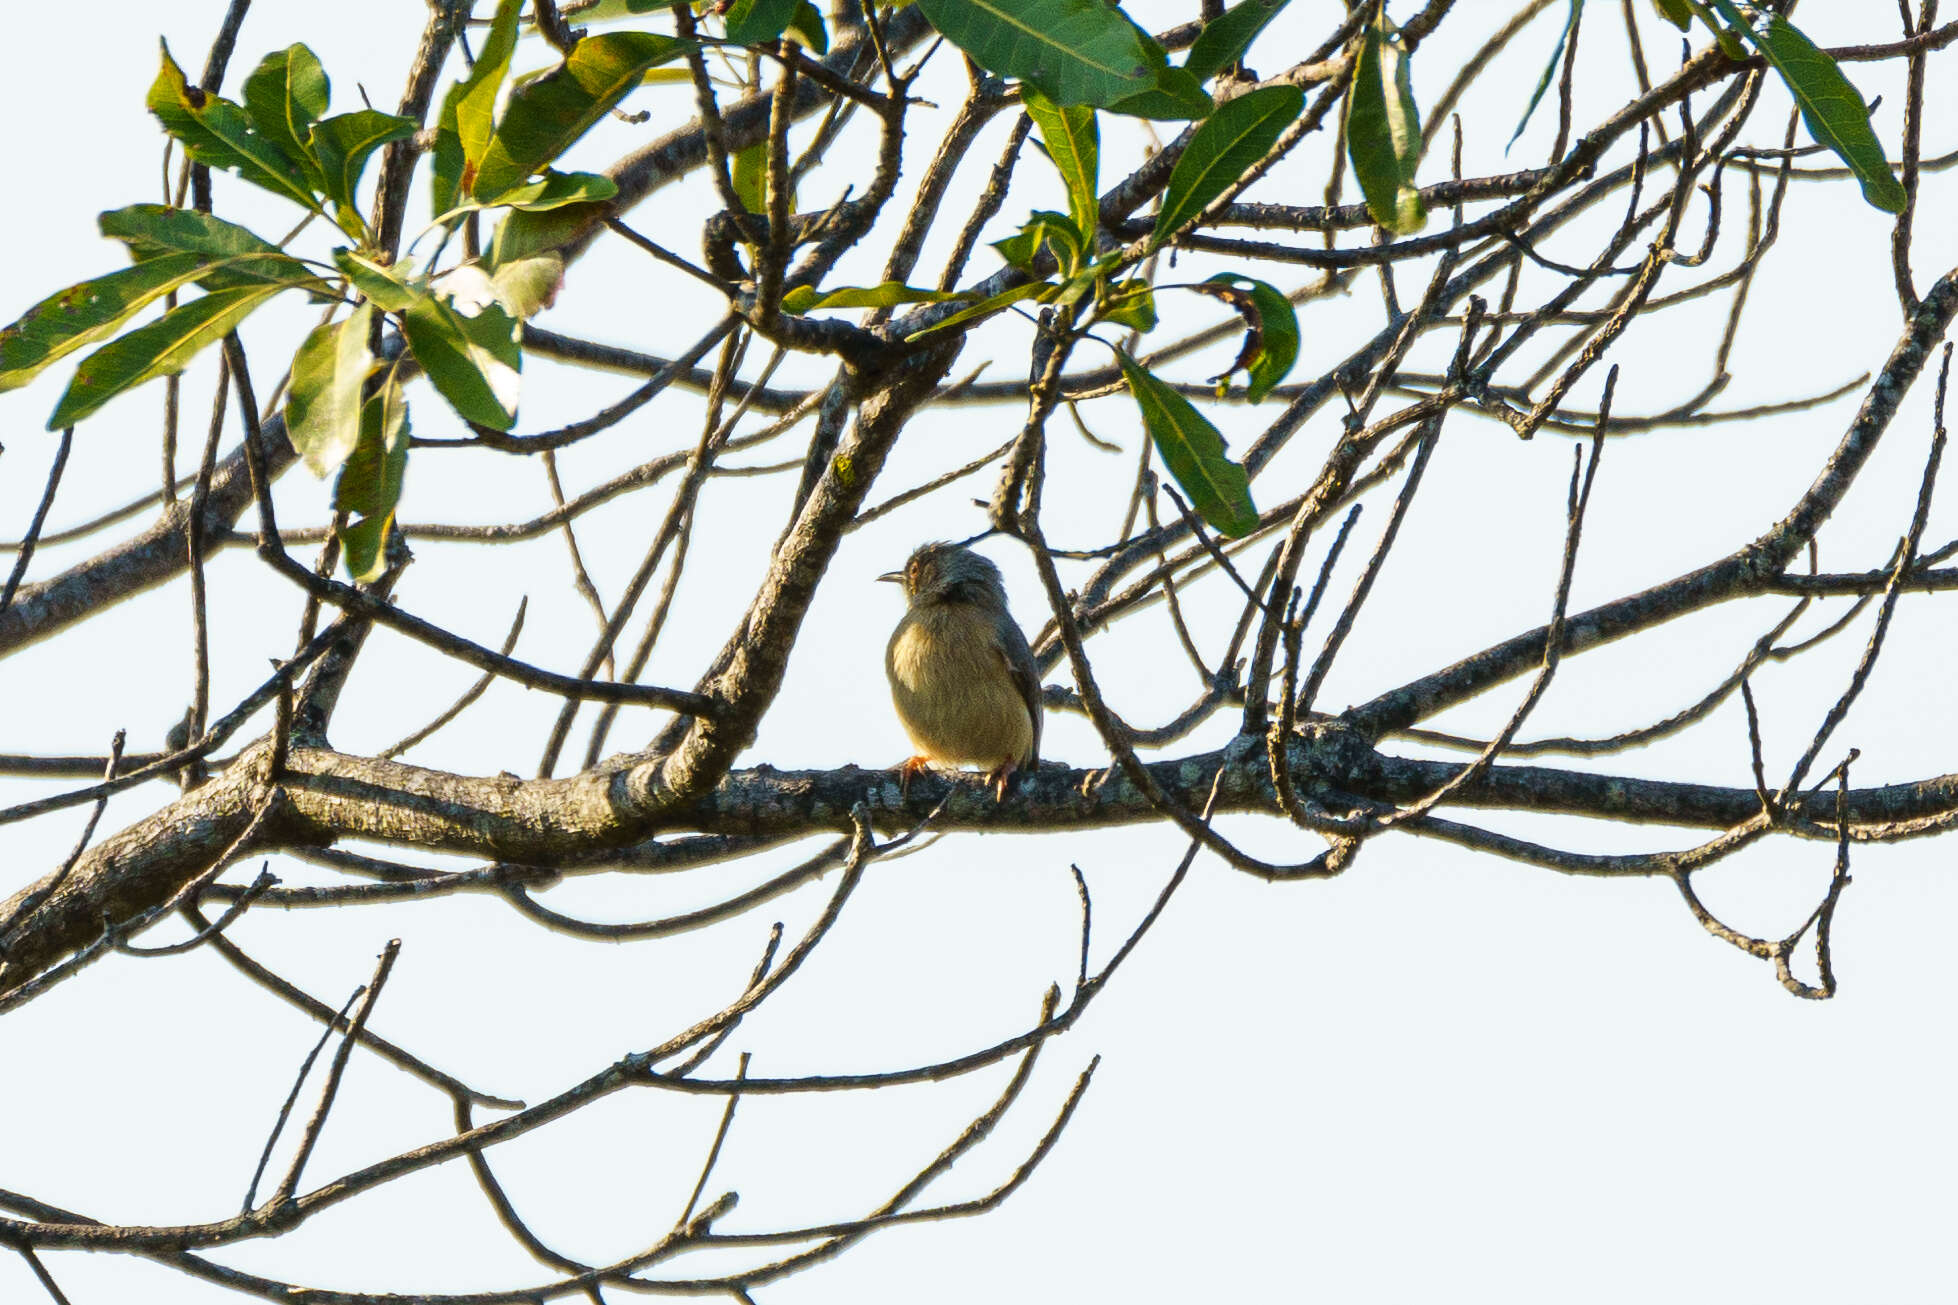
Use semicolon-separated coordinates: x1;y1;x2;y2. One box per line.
491;169;621;211
786;1;830;53
338;513;393;583
0;254;217;393
1197;273;1297;402
781;281;968;313
99;204;324;291
241;44;330;189
431;124;466;221
992;210;1086;276
1508;0;1581;150
457;0;525;174
725;0;799;44
1106;24;1214;120
432;0;524;217
1706;0;1906;213
1105;66;1215;121
731;140;768;214
487;201;609;268
491;253;565;318
1184;0;1289;83
1115;348;1257;537
310;110;416;217
905;280;1056;339
400;292;522;429
914;0;1162;107
285;302;375;477
146;41;319;213
1344;7;1426;235
1677;0;1746;58
336;374;410;583
561;0;667;20
335;373;409;517
1153;84;1302;248
473;32;691;202
1051;267;1098;312
1652;0;1692;31
1024;88;1099;237
332;248;420;311
48;285;282;429
1097;279;1156;332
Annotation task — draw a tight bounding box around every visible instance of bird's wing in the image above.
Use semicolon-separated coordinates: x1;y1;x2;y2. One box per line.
995;618;1043;767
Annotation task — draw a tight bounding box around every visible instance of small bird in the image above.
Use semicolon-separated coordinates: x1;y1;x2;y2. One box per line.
881;542;1042;800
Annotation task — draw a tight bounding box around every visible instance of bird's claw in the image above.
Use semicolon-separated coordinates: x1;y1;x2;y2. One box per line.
897;755;934;798
987;760;1018;803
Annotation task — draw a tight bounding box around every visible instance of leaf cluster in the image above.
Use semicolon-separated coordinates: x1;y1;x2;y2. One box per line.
0;0;1910;571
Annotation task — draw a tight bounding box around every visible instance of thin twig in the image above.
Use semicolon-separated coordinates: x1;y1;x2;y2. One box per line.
271;939;403;1206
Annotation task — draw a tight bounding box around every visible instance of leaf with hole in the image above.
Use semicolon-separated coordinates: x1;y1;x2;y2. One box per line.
47;284;284;429
1706;0;1905;213
472;32;691;202
0;254;225;393
400;292;522;430
490;169;620;212
1153;84;1301;248
1024;88;1099;237
1116;348;1258;537
1343;7;1426;234
1195;273;1296;402
285;302;375;477
914;0;1162;107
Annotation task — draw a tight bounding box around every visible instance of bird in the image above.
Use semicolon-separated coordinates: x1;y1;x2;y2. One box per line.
881;541;1042;800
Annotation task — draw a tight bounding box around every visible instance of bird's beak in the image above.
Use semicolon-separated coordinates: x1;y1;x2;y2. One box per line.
877;570;905;585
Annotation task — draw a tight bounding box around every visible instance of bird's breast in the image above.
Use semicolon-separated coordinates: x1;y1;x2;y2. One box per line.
886;603;1034;767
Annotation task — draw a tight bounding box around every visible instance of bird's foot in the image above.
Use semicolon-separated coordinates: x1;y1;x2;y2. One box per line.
897;755;935;798
986;760;1019;803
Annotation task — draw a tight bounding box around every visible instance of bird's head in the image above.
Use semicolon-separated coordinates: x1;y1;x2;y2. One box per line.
879;542;1007;608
